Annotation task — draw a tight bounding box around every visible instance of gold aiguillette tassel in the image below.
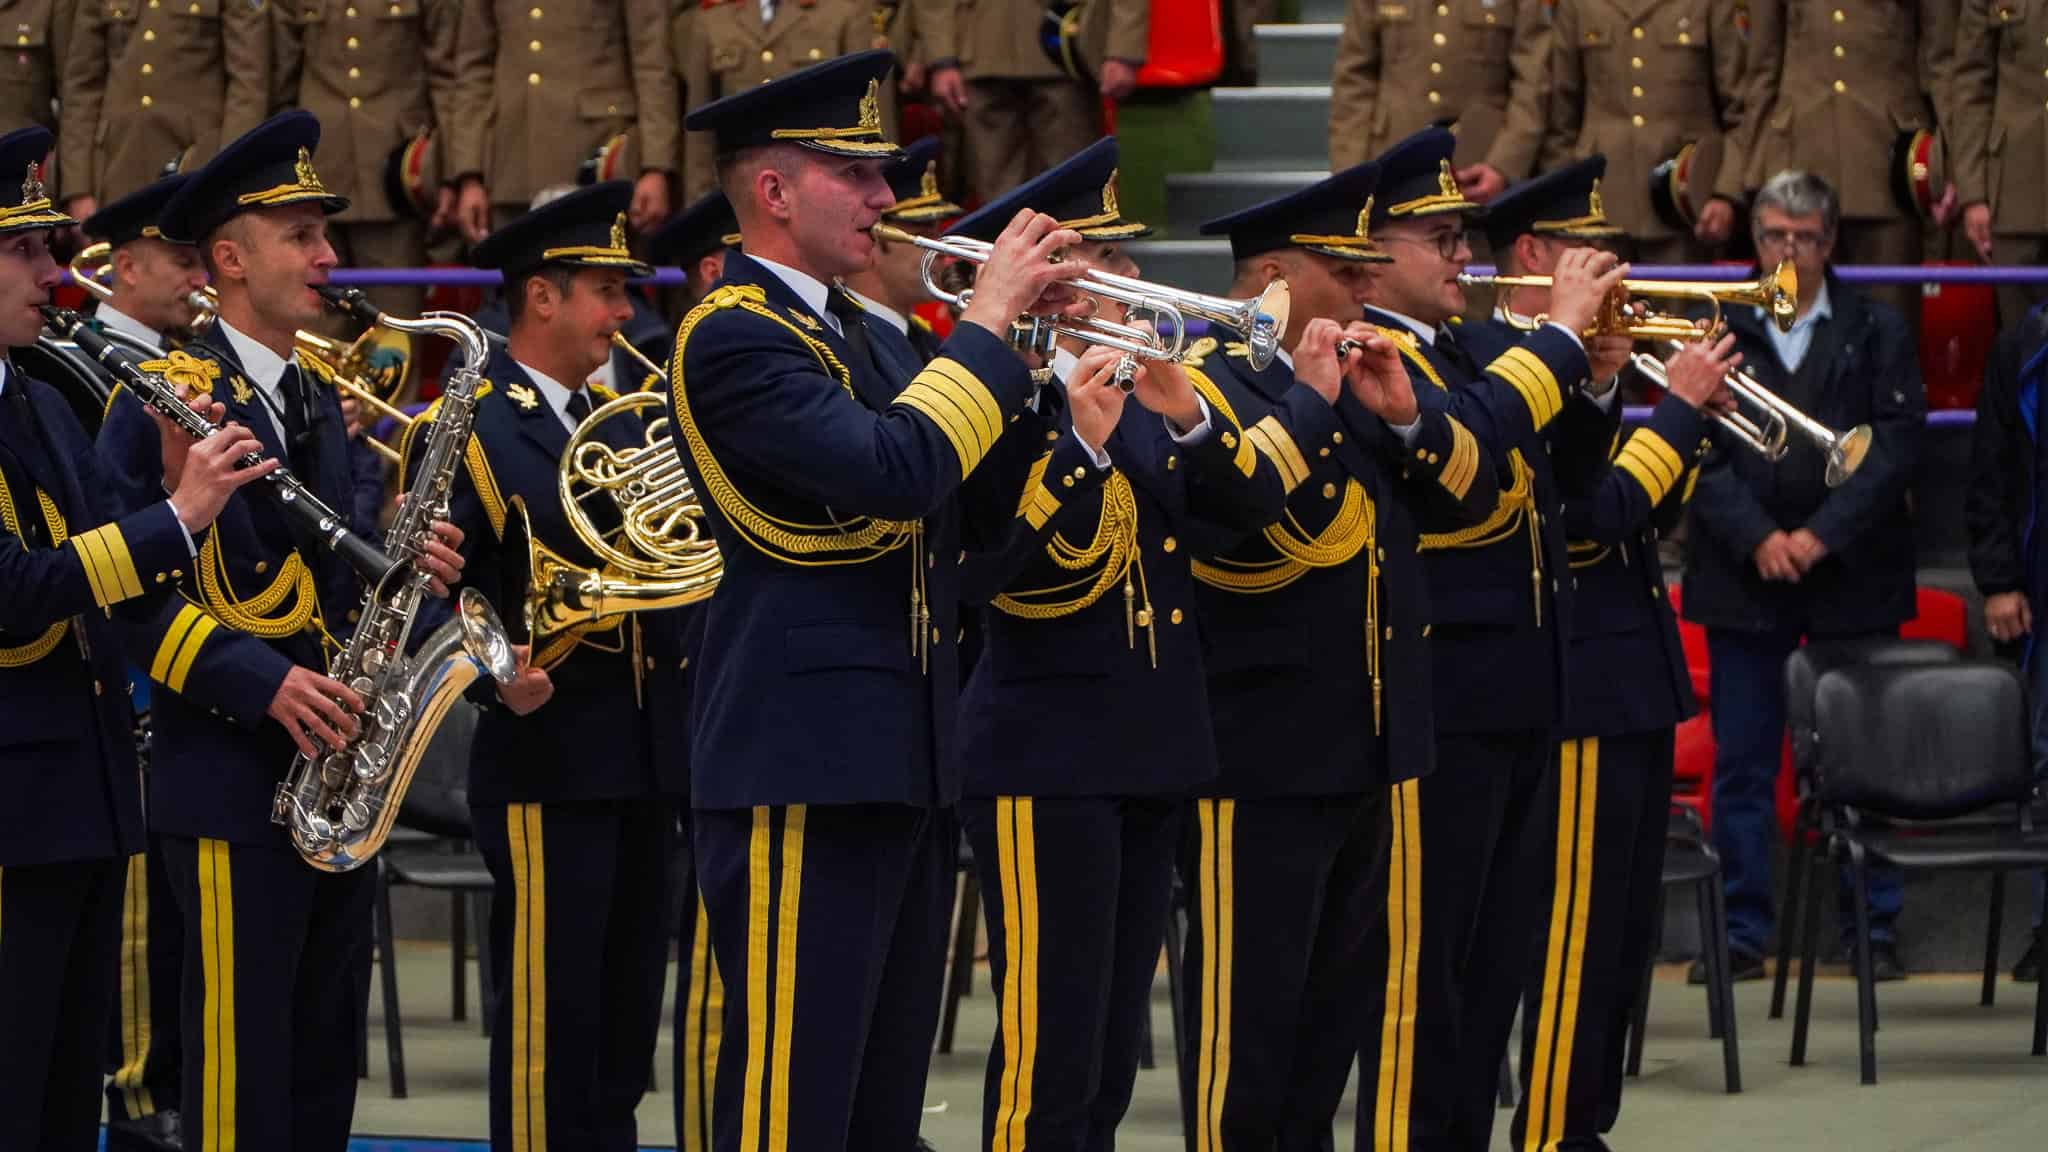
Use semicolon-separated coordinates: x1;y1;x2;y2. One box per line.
1124;577;1136;649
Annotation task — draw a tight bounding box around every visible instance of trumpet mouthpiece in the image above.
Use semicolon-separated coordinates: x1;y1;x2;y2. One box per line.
870;222;916;245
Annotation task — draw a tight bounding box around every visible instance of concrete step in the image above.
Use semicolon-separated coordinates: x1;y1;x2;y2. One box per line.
1123;239;1235;298
1211;86;1333;170
1254;22;1341;87
1298;0;1347;24
1164;169;1325;232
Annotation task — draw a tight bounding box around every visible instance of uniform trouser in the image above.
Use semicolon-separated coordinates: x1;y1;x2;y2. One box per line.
329;219;429;321
0;855;124;1152
694;802;954;1152
962;79;1102;203
673;808;726;1152
160;834;374;1152
959;794;1182;1152
1505;733;1675;1152
1992;234;2048;329
1356;732;1551;1152
105;840;183;1122
472;799;674;1152
1178;793;1387;1152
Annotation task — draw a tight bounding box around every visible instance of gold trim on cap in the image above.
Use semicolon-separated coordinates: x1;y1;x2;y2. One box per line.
1387;159;1476;217
769;78;898;153
236;147;334;207
1289;195;1391;258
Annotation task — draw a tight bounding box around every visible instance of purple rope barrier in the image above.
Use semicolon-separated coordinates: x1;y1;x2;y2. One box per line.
1621;406;1978;426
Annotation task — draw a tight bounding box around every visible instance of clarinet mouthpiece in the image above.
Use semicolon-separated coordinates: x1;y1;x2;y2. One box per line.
316;284;384;328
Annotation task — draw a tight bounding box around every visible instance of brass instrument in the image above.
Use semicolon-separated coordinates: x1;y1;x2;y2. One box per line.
66;241;212;358
1630;339;1872;488
870;221;1290;390
1457;261;1800;340
611;331;665;393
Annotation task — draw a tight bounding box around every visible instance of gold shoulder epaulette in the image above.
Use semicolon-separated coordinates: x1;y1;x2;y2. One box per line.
590;381;619;404
1182;335;1219;366
705;284;767;309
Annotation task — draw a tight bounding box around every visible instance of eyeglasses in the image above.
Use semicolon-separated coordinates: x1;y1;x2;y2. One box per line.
1757;228;1829;251
1382;229;1471;262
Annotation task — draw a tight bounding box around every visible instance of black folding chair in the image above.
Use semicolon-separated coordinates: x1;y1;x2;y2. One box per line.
1789;661;2048;1084
1624;805;1742;1093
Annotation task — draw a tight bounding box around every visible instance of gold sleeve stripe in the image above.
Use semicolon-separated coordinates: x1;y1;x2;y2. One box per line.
921;359;1004;452
1016;451;1061;529
72;524;144;607
895;359;1004;477
1629;427;1685;486
166;615;216;695
1246;415;1308;494
150;603;205;685
464;436;508;541
71;526;117;610
1439;419;1480;502
1614;442;1676;507
1488;346;1562;429
895;382;984;476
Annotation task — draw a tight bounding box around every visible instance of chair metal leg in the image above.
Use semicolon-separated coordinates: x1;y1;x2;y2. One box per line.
1711;877;1743;1094
451;889;468;1022
1163;893;1187;1069
1627;885;1666;1079
1850;847;1879;1085
1698;878;1724;1040
375;863;409;1099
1771;815;1812;1020
1497;1052;1515;1108
1983;870;2006;1009
2033;913;2047;1057
937;868;979;1055
1139;967;1157;1071
473;893;496;1039
1790;845;1826;1067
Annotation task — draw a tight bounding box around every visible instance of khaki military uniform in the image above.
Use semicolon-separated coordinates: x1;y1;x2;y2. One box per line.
1740;0;1956;323
451;0;679;222
1328;0;1551;182
1953;0;2048;321
274;0;461;317
674;0;874;201
59;0;272;209
0;0;77;187
952;0;1146;200
1541;0;1751;262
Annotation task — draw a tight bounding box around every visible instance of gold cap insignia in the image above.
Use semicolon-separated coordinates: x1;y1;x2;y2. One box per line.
1437;159;1459;200
1588;178;1605;220
1356;196;1374;240
919;161;939;200
507;382;541;411
610;212;628;252
859;79;881;132
1101;168;1121;219
20;160;44;204
295;147;326;193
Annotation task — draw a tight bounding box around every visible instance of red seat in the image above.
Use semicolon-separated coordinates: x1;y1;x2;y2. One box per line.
1919;262;1996;411
1134;0;1224;88
1900;586;1968;650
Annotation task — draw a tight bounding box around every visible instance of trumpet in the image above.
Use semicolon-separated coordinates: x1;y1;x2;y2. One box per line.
1630;339;1872;488
1458;261;1800;341
869;222;1290;390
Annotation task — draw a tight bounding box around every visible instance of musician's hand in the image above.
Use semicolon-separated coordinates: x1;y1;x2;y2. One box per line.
494;644;554;716
456;178;491;245
1291;318;1346;405
630;171;671;235
1785;527;1828;574
1453;163;1508;204
1964;202;1995;264
958;211;1087;337
928;65;968;112
170;421;277;532
1695;198;1736;246
1986;591;2034;645
1099;58;1139;102
150;389;215;491
1661;332;1740;413
1338;322;1418;425
1067;345;1130;457
268;666;364;758
339;393;366;439
413;517;466;597
1546;248;1628;340
1753;530;1802;583
1586;334;1634;394
1121;325;1202;429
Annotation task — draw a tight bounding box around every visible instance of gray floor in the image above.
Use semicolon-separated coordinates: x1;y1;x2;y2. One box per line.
351;944;2047;1151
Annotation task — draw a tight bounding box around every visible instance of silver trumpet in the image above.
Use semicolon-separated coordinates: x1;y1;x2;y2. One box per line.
870;222;1290;391
1631;339;1872;488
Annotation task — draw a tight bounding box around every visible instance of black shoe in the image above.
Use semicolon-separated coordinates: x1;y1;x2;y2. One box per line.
1867;941;1908;982
2014;938;2041;983
915;1141;940;1152
1687;948;1764;985
106;1109;182;1152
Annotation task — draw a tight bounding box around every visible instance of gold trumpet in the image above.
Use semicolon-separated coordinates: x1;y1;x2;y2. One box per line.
1631;339;1872;487
1459;261;1800;340
610;331;666;393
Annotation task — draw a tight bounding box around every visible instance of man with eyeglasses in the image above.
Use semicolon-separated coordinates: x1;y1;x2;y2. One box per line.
1681;168;1926;985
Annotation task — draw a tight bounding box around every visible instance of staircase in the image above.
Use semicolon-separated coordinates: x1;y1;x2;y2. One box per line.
1129;0;1345;296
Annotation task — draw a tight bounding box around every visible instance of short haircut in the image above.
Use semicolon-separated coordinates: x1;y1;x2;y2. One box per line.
1752;170;1841;242
200;215;252;280
506;265;578;324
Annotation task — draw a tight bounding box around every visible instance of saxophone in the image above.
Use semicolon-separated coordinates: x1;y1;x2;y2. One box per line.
272;288;518;872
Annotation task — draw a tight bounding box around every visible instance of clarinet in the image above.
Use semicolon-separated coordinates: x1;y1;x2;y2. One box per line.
41;305;398;586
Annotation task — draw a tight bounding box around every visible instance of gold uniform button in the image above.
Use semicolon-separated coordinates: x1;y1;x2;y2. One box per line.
14;34;25;45
680;656;691;670
348;65;360;77
141;94;153;107
1832;8;1845;21
1834;45;1845;58
347;609;362;623
1322;482;1337;499
1631;114;1645;127
1061;474;1076;488
349;96;361;108
1331;432;1343;444
142;62;154;74
1046;430;1059;441
143;28;155;41
1170;609;1184;625
931;626;942;645
1318;446;1331;457
1429;61;1442;74
254;560;269;574
1166;455;1178;470
1631;26;1644;39
1072;466;1088;481
1833;79;1846;93
170;569;182;580
1677;32;1690;44
808;48;822;59
155;572;167;584
529;71;542;85
1630;56;1643;70
346;35;359;47
761;49;774;62
345;4;356;14
1427;90;1441;105
1435;2;1448;13
1221;431;1238;449
1631;84;1643;97
189;1;200;10
1162;536;1177;553
530;38;541;51
1431;32;1446;46
390;2;403;12
530;5;542;16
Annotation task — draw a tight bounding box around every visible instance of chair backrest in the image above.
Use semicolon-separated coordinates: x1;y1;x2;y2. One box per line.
1901;586;1969;648
1784;639;1961;770
396;700;479;840
1814;661;2032;820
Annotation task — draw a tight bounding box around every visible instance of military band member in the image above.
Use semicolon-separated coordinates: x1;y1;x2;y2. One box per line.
93;110;466;1151
0;0;74;157
953;0;1148;201
845;135;960;368
450;0;679;243
273;0;464;320
82;173;207;351
0;124;267;1152
944;136;1296;1152
652;188;742;312
1327;0;1551;202
669;50;1082;1150
59;0;271;217
1955;0;2048;321
1175;161;1499;1148
1540;0;1752;259
1347;129;1623;1152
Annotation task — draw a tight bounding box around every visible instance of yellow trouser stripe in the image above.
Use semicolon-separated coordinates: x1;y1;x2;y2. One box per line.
1195;799;1238;1152
1525;740;1600;1152
197;838;236;1152
741;809;772;1152
993;796;1040;1152
1375;780;1422;1152
113;853;156;1118
681;894;722;1152
508;805;548;1152
768;806;804;1152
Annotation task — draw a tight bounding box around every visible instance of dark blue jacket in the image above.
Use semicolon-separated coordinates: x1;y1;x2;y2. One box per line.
0;370;189;865
401;344;693;806
668;251;1040;810
96;331;367;845
1681;272;1923;637
1184;341;1499;797
955;349;1295;799
1966;311;2048;667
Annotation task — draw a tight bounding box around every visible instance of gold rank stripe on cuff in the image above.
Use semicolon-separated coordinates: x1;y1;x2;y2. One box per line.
1016;452;1062;531
1244;415;1309;495
893;358;1003;477
70;523;144;610
1438;419;1480;502
1486;346;1563;430
150;602;218;694
1613;427;1685;506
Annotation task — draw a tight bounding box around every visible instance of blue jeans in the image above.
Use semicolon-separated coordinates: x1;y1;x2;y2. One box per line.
1706;627;1903;957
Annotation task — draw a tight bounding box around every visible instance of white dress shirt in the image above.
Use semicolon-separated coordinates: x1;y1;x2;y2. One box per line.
1763;280;1832;373
515;358;594;433
845;289;911;338
216;318;298;447
749;255;840;335
94;302;165;349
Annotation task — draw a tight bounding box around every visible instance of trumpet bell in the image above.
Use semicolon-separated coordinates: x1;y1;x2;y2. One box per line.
1827;423;1873;488
1242;280;1290;371
1761;261;1799;333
